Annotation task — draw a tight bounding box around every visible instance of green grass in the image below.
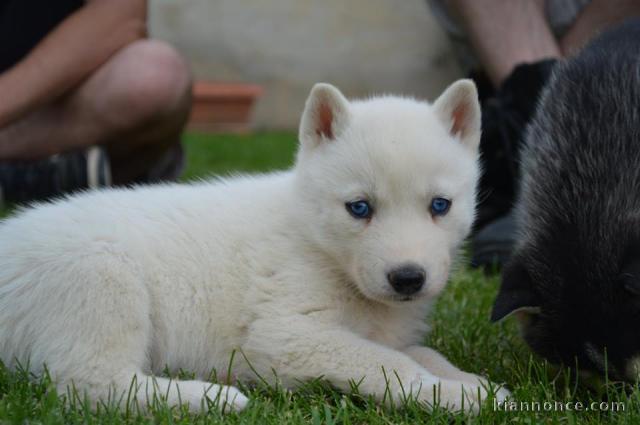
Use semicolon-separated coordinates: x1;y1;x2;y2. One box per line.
1;132;638;424
180;132;298;181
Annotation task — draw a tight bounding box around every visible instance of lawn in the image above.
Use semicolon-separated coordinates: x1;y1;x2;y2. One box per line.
0;132;638;424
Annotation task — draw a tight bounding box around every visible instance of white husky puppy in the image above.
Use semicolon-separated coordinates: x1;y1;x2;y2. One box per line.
0;81;508;413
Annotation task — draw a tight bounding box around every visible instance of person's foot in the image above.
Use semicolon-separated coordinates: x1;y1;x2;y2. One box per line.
472;59;557;267
471;212;517;268
0;146;111;205
132;143;185;184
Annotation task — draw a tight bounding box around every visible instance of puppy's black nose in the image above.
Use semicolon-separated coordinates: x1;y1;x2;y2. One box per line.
387;264;426;296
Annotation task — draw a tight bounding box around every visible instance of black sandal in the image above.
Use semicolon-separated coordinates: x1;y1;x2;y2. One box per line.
0;146;111;206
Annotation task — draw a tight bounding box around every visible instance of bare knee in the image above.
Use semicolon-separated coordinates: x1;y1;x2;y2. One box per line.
93;40;193;131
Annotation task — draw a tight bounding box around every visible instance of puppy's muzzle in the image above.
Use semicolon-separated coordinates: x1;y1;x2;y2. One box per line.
387;264;426;296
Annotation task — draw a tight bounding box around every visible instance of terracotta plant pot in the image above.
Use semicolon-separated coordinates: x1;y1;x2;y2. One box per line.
188;82;264;133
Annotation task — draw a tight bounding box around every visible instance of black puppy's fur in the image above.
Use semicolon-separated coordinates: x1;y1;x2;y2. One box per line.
492;20;640;380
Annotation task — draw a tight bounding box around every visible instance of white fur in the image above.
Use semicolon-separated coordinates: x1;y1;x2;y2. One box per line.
0;81;508;414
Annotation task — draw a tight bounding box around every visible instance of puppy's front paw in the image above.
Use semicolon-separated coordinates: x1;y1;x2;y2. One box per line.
462;374;512;404
205;384;249;413
428;379;509;414
494;385;511;403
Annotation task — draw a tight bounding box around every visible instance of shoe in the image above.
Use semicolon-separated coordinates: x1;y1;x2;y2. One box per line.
133;143;185;184
0;146;111;205
471;59;557;267
471;212;516;268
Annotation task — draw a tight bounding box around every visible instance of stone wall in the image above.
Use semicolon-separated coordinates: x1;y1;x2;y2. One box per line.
150;0;462;129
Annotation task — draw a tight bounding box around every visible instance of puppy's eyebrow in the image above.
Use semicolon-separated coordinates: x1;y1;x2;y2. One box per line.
339;184;376;202
430;177;465;198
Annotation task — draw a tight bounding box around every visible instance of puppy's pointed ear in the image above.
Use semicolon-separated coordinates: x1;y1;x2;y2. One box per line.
299;83;350;148
624;280;640;296
621;263;640;296
433;79;481;151
491;259;540;322
620;243;640;296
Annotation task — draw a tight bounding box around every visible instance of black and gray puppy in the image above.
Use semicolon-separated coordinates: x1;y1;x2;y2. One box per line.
492;19;640;381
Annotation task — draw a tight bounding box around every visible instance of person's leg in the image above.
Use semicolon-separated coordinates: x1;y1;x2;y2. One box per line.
560;0;640;55
447;0;561;87
437;0;561;267
0;39;192;184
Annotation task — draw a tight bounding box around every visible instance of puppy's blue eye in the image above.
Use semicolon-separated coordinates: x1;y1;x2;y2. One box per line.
346;200;372;219
430;197;451;216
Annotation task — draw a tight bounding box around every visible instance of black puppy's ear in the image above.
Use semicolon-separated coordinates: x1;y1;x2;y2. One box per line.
620;242;640;295
491;259;540;322
625;280;640;296
621;258;640;296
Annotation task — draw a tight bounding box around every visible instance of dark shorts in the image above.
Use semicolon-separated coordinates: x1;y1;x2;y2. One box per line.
0;0;84;73
426;0;591;72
